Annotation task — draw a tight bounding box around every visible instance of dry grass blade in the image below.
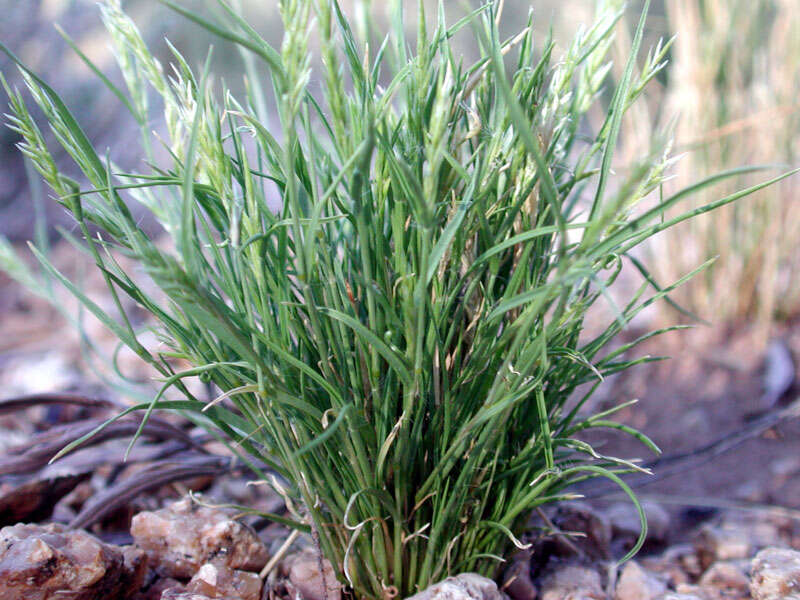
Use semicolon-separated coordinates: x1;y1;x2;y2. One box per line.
0;416;200;476
69;454;231;529
0;393;117;415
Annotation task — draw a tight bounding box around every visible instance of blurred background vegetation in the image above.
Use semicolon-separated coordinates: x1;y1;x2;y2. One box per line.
1;0;798;342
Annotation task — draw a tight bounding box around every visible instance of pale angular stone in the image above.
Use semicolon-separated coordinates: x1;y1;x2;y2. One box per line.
131;496;269;578
286;549;342;600
694;524;750;569
406;573;508;600
750;547;800;600
698;561;749;599
694;517;785;570
186;563;262;600
0;522;146;600
539;565;604;600
614;561;666;600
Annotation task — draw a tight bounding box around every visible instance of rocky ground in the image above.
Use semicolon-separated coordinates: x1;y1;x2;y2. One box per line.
2;484;800;599
516;501;800;600
0;387;797;600
1;243;799;599
0;494;338;600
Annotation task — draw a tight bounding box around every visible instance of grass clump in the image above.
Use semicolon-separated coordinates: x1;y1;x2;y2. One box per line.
0;0;794;598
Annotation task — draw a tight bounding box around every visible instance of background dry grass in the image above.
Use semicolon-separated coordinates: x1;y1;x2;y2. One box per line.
650;0;800;342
